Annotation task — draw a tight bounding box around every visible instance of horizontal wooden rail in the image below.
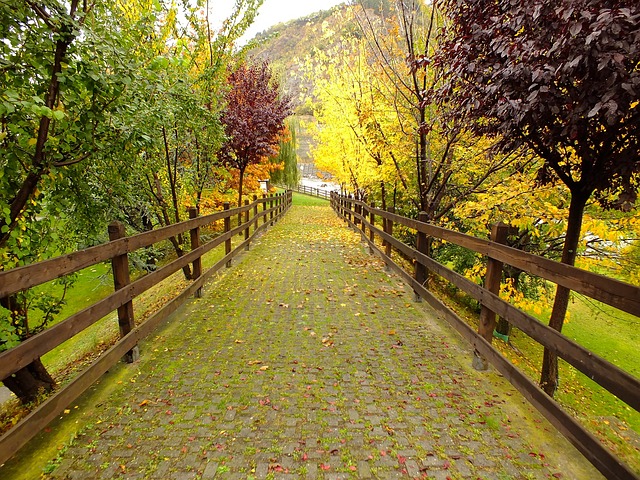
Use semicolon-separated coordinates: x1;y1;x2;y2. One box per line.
0;204;257;298
361;202;640;318
281;183;336;200
331;192;639;480
0;190;292;466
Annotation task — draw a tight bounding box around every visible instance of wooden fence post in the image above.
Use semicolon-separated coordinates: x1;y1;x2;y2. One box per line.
224;202;232;268
414;211;429;302
108;222;139;363
384;207;394;271
360;202;366;236
270;193;274;225
188;207;202;298
348;194;353;223
244;199;250;249
263;194;268;225
473;222;509;370
253;195;259;233
369;202;376;255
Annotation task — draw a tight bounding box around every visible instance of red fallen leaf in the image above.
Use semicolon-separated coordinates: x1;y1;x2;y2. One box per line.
529;452;538;457
380;450;387;456
320;463;331;471
398;455;407;464
181;446;188;454
552;473;563;478
302;452;308;461
443;460;451;469
349;465;357;471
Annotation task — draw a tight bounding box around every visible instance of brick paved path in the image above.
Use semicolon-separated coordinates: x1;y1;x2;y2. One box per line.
15;203;601;479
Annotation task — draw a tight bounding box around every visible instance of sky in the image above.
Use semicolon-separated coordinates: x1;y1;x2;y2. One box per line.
211;0;346;41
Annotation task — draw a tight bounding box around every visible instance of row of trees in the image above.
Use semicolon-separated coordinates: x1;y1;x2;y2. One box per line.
305;0;639;396
0;0;291;403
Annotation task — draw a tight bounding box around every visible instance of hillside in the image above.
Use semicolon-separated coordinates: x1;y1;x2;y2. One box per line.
248;3;353;177
249;4;347;113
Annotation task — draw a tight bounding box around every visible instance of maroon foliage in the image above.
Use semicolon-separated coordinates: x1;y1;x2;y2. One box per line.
434;0;640;208
433;0;640;396
219;61;292;205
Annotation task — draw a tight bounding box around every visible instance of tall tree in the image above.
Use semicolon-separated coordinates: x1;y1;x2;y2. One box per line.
434;0;640;395
270;119;301;189
219;61;292;208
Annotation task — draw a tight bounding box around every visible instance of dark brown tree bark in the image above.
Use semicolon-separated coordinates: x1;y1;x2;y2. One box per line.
539;191;588;396
2;358;56;405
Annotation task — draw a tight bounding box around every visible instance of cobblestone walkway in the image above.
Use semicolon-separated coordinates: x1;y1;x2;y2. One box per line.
14;203;600;479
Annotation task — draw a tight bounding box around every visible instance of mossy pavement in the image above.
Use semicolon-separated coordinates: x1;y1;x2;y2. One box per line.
5;202;603;479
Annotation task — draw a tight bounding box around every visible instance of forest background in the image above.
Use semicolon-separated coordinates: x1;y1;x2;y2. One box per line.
0;0;639;472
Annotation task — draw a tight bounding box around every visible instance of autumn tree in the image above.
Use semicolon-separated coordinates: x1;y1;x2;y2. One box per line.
219;61;292;208
434;0;640;395
270;119;300;189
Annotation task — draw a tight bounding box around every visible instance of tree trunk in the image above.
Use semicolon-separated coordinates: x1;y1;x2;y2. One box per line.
496;271;521;338
237;167;245;232
0;295;57;404
2;357;56;405
539;192;588;396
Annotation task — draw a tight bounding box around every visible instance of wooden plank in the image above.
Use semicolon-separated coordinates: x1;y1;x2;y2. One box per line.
368;207;640;317
0;203;259;297
189;207;203;299
108;222;139;363
413;211;429;300
475;223;509;370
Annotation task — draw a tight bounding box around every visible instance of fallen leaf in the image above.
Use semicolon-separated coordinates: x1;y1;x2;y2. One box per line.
139;399;150;407
259;365;269;371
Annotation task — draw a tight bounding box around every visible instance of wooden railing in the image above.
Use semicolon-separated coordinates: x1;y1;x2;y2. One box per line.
331;192;640;480
0;191;292;464
287;183;336;200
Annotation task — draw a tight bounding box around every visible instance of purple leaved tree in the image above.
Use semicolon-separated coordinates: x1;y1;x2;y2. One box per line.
433;0;640;396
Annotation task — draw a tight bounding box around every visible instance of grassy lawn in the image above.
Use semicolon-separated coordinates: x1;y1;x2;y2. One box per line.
489;287;640;471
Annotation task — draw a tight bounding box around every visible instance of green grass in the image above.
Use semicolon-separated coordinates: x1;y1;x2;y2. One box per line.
291;191;329;206
492;288;640;472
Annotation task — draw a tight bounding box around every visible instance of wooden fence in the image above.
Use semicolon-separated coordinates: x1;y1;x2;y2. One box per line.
287;183;335;200
0;191;292;465
331;192;640;480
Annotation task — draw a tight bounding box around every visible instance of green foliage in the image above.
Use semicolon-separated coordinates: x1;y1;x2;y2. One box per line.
270;119;301;188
